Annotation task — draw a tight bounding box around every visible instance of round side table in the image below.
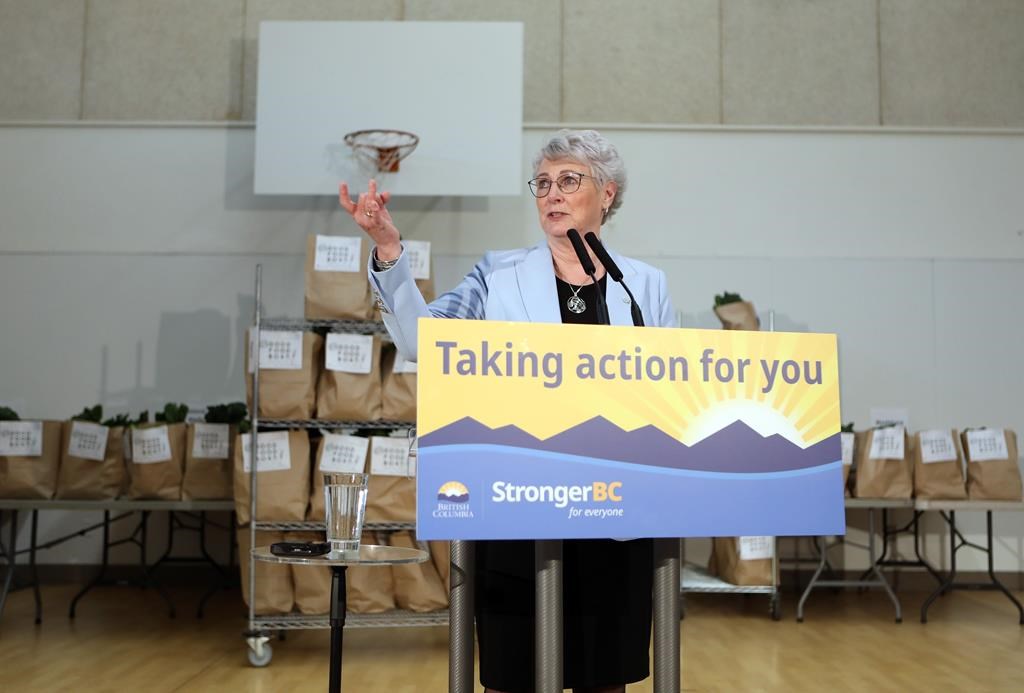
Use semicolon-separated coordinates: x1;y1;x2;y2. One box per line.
253;544;428;692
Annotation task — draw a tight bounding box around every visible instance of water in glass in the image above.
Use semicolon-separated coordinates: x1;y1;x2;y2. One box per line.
323;472;369;555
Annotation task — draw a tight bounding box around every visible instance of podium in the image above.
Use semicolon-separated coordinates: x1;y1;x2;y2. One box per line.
415;318;845;691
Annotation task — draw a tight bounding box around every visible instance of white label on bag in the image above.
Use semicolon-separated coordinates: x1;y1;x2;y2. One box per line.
68;421;108;461
393;351;418;374
966;429;1008;462
370;436;413;476
314;235;362;273
240;431;292;473
0;421;43;456
320;433;369;473
132;426;173;464
192;423;230;459
403;240;431;280
325;333;374;374
869;426;904;460
249;330;303;372
738;536;773;561
840;432;854;466
919;430;958;464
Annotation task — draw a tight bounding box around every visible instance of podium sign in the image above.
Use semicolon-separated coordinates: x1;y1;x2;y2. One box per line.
415;319;845;540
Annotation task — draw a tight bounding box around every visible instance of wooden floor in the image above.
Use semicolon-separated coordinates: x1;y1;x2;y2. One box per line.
1;585;1022;691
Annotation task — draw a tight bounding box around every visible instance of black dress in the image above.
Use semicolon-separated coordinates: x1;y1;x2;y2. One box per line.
475;275;654;692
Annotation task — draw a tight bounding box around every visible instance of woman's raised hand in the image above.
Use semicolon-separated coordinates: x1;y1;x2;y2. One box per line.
338;179;402;260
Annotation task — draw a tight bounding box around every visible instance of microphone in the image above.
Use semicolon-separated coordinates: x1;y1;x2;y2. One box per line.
584;232;645;327
566;228;609;325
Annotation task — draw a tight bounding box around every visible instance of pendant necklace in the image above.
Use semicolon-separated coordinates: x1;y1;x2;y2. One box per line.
566;281;587;314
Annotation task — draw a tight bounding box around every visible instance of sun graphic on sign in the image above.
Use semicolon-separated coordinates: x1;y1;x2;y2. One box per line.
559;328;841;448
437;481;470;503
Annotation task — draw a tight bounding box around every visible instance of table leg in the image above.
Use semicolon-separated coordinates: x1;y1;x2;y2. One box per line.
983;512;1024;624
449;540;475;693
0;510;18;620
329;565;348;693
921;511;957;623
796;535;829;622
867;509;902;623
30;510;42;624
70;510;110;619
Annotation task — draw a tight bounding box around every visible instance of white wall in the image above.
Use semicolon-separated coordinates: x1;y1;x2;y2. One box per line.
2;122;1023;572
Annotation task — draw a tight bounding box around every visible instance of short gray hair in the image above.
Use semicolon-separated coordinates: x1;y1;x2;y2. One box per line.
532;129;626;222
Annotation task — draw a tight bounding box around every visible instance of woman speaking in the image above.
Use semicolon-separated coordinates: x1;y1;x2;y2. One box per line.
340;129;677;693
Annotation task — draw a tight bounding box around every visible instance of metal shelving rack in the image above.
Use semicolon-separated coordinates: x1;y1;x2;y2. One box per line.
244;265;447;668
680;538;781;620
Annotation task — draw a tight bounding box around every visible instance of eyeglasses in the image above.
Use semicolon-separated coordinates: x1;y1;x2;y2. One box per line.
527;172;589;198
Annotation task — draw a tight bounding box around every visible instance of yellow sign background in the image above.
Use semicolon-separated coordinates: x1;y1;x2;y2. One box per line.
418;319;839;448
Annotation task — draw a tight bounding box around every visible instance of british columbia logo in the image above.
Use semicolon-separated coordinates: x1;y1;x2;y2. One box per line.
434;481;474;518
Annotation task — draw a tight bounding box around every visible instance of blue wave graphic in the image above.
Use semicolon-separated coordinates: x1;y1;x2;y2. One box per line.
421;443;841;480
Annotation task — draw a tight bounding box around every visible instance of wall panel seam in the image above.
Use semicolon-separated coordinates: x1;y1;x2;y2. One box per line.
876;0;884;126
79;0;90;120
717;0;724;124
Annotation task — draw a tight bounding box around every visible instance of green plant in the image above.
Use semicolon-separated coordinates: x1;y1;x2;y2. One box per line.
72;405;103;423
101;413;132;427
841;422;855;433
238;419;253;434
714;291;744;307
205;402;248;425
0;406;19;421
155;403;189;424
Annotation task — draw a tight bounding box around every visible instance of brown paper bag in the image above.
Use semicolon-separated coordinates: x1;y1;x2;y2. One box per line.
709;537;775;586
381;345;417;423
56;423;125;500
125;423;186;500
962;429;1023;501
365;475;417;523
389;531;448;612
181;423;235;500
316;334;383;421
308;433;370;521
840;432;856;495
237;528;294;615
854;428;913;499
245;331;323;420
233;430;311;525
286;531;332;615
714;301;759;331
305;234;375;320
913;429;968;500
0;421;62;499
430;541;451;594
347;531;397;614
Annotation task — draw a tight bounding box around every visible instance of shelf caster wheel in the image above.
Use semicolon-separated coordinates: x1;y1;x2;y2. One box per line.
895;617;902;624
246;636;272;667
796;616;804;624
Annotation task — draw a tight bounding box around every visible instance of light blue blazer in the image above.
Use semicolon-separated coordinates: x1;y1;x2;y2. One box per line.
368;241;678;361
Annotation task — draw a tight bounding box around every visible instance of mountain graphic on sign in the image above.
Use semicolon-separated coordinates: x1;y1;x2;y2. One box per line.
420;416;839;473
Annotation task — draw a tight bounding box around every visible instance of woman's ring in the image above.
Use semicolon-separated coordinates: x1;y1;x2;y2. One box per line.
365;210;374;218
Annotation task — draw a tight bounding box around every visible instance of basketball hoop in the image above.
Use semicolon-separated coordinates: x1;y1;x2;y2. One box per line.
344;129;420;174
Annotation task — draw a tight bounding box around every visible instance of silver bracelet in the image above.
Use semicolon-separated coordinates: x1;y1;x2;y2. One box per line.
373;247;400;271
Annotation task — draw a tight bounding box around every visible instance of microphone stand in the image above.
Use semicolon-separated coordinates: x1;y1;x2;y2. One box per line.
567;228;609;325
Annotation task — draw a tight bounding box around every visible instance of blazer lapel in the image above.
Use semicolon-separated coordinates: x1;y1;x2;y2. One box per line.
515;242;562;324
